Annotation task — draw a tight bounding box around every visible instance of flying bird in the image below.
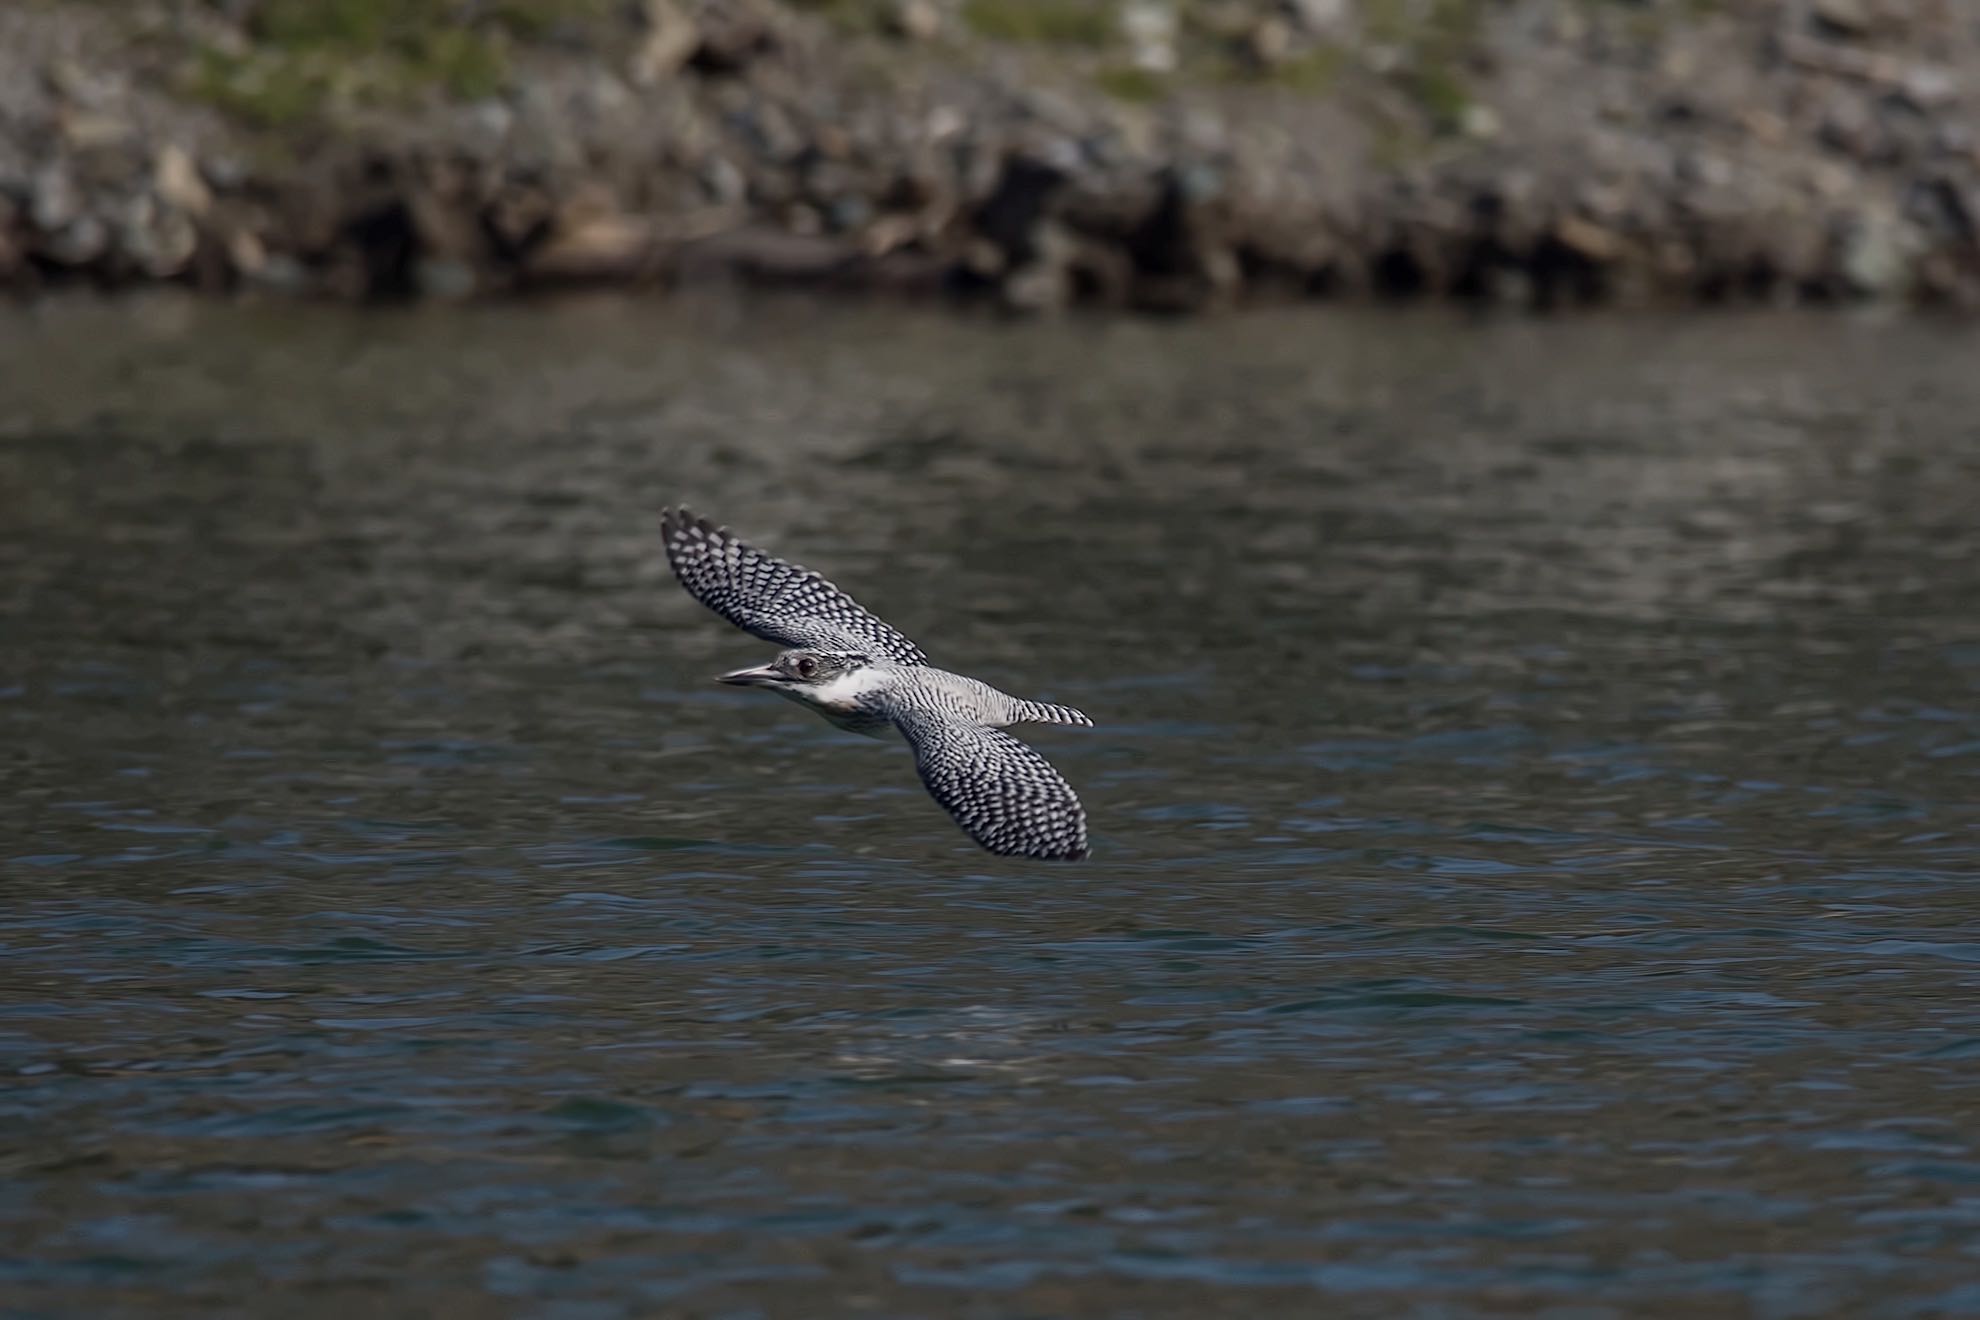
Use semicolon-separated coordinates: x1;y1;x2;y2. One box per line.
662;507;1092;860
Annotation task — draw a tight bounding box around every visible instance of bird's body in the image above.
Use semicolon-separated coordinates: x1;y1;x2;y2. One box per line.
661;508;1092;860
768;660;1088;741
779;660;900;738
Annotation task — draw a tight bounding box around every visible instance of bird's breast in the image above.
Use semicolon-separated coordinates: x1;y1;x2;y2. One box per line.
823;708;895;739
795;671;896;738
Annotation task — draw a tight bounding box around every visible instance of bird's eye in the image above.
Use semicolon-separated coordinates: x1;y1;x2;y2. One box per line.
796;656;818;678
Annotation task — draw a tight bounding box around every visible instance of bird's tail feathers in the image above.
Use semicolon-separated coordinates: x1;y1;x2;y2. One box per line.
1013;700;1094;728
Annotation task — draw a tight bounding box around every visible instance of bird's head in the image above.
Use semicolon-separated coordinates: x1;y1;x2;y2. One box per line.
717;650;874;706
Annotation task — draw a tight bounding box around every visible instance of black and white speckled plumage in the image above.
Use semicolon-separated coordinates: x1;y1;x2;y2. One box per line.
892;702;1088;861
663;506;1092;860
662;507;928;666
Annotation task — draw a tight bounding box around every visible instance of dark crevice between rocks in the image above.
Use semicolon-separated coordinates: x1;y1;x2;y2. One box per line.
343;200;421;300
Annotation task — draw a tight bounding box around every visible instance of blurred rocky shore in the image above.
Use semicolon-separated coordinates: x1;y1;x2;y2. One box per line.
4;0;1979;311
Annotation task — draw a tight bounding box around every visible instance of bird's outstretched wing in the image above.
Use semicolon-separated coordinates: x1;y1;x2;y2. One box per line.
891;707;1088;861
662;507;928;665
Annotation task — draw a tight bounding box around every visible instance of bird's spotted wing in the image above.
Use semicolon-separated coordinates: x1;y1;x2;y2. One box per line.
662;507;928;665
892;708;1088;861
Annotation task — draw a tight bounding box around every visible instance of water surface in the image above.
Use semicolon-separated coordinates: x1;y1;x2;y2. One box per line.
3;297;1978;1316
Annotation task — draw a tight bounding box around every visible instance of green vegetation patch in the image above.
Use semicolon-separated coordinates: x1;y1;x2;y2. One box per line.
1094;63;1167;101
181;0;616;126
1361;0;1481;135
1362;0;1480;48
786;0;897;37
1258;42;1347;93
1406;60;1469;134
962;0;1115;47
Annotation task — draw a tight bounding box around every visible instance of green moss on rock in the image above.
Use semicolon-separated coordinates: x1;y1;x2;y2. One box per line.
962;0;1114;48
179;0;612;125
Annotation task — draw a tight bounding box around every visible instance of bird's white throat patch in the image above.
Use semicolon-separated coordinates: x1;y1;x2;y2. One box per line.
790;666;886;714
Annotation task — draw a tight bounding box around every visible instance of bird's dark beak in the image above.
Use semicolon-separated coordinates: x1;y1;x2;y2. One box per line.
717;663;782;687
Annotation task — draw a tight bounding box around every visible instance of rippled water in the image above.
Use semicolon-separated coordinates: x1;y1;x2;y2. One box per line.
3;296;1978;1316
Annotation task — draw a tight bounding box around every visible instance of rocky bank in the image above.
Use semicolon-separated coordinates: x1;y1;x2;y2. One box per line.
4;0;1980;310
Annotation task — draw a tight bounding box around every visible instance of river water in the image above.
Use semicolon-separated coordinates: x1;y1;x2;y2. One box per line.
3;296;1977;1316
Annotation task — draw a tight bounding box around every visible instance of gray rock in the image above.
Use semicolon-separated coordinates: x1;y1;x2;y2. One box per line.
415;257;477;299
1838;202;1915;297
700;154;747;205
1897;64;1956;111
249;253;312;294
1282;0;1347;35
42;214;107;266
675;226;857;284
1002;258;1068;313
1554;215;1624;264
224;224;267;277
152;144;210;218
688;0;779;76
631;0;698;85
1812;0;1872;40
1120;0;1178;74
825;193;872;233
30;162;80;231
122;193;198;277
529;197;657;282
887;0;941;42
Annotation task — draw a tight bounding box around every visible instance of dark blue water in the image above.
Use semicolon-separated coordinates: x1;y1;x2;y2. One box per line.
3;297;1978;1316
